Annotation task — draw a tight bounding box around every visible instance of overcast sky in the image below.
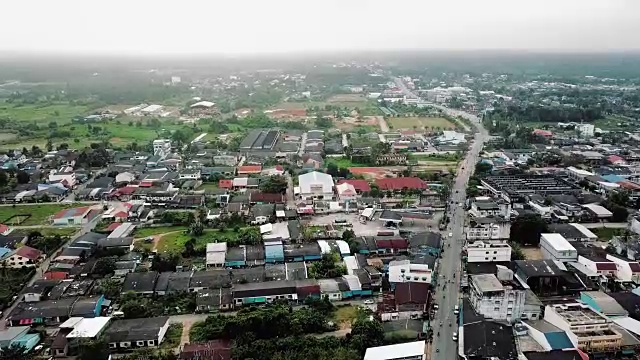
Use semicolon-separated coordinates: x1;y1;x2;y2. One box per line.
1;0;639;55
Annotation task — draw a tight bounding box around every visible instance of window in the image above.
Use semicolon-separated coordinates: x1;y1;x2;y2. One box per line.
494;307;500;311
121;342;131;348
414;276;418;281
485;257;489;261
485;251;490;254
147;340;155;346
494;251;497;254
109;343;117;349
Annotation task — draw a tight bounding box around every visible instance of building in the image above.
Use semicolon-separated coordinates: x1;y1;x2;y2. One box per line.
239;129;281;151
206;242;227;268
388;259;432;285
54;317;112;357
298;171;334;201
540;233;578;262
466;241;512;263
363;340;425;360
543;303;622;352
375;177;427;191
606;254;640;283
52;206;98;226
48;167;76;188
336;182;357;202
232;280;299;306
153;139;172;158
336;179;371;194
1;246;44;268
180;340;232;360
470;200;503;217
0;326;41;352
481;175;580;203
104;316;170;350
469;271;526;322
466;217;511;240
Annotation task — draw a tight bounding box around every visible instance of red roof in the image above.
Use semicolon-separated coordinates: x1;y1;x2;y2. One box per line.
275;165;284;171
180;340;231;360
533;129;553;137
394;282;430;305
595;262;617;271
336;179;371;192
15;246;43;260
0;224;9;233
608;155;625;163
376;177;427;191
618;181;640;191
106;223;122;232
52;206;91;220
219;179;233;189
44;271;68;280
375;238;408;249
116;186;137;195
114;211;128;218
250;192;285;203
139;181;153;187
629;263;640;272
238;165;262;173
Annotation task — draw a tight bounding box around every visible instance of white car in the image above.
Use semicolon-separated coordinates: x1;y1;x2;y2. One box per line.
448;232;453;237
452;332;458;341
454;305;459;315
363;299;375;305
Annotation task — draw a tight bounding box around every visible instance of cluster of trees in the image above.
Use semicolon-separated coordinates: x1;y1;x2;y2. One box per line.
260;175;288;194
119;291;196;319
605;191;631;222
0;170;31;193
509;214;548;246
308;253;347;279
27;232;66;256
325;163;351;178
487;104;604;124
161;211;195;226
76;145;111;168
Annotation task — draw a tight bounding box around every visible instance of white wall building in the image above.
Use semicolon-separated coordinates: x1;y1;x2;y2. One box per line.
606;254;640;283
153;139;172;158
298;171;334;201
576;123;595;138
466;218;511;240
335;182;357;202
48;167;76;187
388;260;432;285
466;241;512;263
364;341;425;360
540;233;578;262
469;271;526;323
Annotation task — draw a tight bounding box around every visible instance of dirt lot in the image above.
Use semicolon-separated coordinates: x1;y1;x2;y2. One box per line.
388;117;456;130
521;247;544;260
327;94;368;104
335;116;380;131
307;212;442;236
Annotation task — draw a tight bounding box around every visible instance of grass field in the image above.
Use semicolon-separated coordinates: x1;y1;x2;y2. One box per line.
388;117;456;130
0;101;93;124
13;227;79;237
325;157;369;168
133;226;188;238
198;183;219;191
591;227;625;241
157;228;250;253
333;306;360;327
0;203;84;225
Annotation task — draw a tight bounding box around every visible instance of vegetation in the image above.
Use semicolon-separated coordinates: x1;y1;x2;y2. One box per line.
0;269;34;310
0;203;84;225
510;214;548;246
387;116;456;130
308;253;347;279
119;292;196;318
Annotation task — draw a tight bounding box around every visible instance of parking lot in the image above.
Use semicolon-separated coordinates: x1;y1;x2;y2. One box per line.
306;211;444;237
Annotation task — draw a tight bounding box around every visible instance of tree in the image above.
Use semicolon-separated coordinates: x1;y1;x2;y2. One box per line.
315;116;333;129
510;214;548;246
93;256;116;276
77;339;110;360
45;138;53;152
0;171;7;188
0;344;32;360
260;175;288;194
475;161;492;175
16;170;30;184
151;254;179;272
95;278;123;300
348;319;385;355
326;163;339;177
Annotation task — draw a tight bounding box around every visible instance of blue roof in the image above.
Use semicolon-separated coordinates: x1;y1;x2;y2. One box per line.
0;247;12;258
545;332;573;350
601;174;624;183
265;243;284;259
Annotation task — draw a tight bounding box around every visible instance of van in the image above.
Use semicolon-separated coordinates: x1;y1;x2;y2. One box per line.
112;311;125;318
454;305;459;315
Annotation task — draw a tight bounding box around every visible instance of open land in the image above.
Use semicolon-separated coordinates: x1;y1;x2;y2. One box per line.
388;116;456;130
0;203;84;226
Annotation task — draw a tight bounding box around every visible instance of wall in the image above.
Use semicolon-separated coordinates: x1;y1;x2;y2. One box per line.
466;243;512;263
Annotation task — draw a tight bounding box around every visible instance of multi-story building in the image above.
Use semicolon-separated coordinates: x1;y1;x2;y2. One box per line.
466;241;512;263
469;270;526;323
540;233;578;262
364;341;425;360
544;303;623;352
48;166;76;188
466;217;511;241
388;260;432;285
153;139;172;158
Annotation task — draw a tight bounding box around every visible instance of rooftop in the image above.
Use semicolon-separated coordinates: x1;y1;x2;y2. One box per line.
363;340;425;360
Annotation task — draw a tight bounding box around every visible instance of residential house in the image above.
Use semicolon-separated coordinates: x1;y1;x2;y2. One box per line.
0;326;41;353
104;316;170;350
466;217;511;241
469;271;526;323
336;182;357;202
196;288;233;313
237;165;262;175
380;282;430;321
1;246;44;269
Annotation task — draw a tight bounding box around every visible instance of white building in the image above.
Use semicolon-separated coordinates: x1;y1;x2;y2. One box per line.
179;169;201;180
170;76;181;85
466;241;512;263
298;171;334;201
48;166;76;187
335;182;357;202
466;217;511;240
540;233;578;262
576;123;595;138
388;259;432;284
566;166;595;182
153;139;172;158
606;254;640;283
469;200;509;218
364;340;425;360
435;130;466;145
469;271;527;323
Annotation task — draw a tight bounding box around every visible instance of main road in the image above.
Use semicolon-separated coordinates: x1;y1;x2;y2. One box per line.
392;77;489;359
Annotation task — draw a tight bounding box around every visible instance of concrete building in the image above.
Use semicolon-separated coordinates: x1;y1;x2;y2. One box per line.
466;241;512;263
153;139;172;158
469;270;526;323
48;166;76;188
466;217;511;241
52;206;98;226
544;303;623;352
540;233;578;262
298;171;334;201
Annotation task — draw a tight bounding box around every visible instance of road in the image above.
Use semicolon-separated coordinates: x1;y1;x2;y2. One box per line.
0;216;100;329
390;76;491;360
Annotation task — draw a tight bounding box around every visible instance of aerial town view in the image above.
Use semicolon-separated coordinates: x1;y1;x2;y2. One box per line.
1;1;640;360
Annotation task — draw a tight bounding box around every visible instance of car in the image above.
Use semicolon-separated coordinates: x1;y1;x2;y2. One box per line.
144;236;154;242
363;299;375;305
454;305;459;314
448;232;453;237
452;332;458;341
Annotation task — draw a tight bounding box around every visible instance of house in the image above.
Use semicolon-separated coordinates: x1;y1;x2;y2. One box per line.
53;316;112;357
206;242;227;268
121;271;159;295
301;153;324;169
7;296;104;327
1;246;44;268
237;165;262;175
466;217;511;241
298;171;334;201
383;282;430;321
388;260;432;286
52;206;99;226
336;179;371;194
0;326;41;353
605;254;640;283
469;271;527;322
232;177;259;189
196;288;234;313
180;340;232;360
375;177;427;191
608;155;627;166
218;179;233;189
232;280;299;306
0;224;11;236
466;241;512;263
179;169;202;180
408;231;441;256
115;172;136;184
577;256;618;278
48;167;76;188
336;182;357;202
470;200;502;217
104;316;170;350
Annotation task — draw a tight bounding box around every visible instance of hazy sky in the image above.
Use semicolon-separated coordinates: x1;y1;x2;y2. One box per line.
1;0;639;54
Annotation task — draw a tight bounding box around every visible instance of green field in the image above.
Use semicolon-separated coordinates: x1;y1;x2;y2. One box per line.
388;117;456;130
156;227;256;254
0;203;84;225
591;227;625;241
198;182;219;191
133;226;188;238
13;227;79;237
325;157;369;168
0;101;93;124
